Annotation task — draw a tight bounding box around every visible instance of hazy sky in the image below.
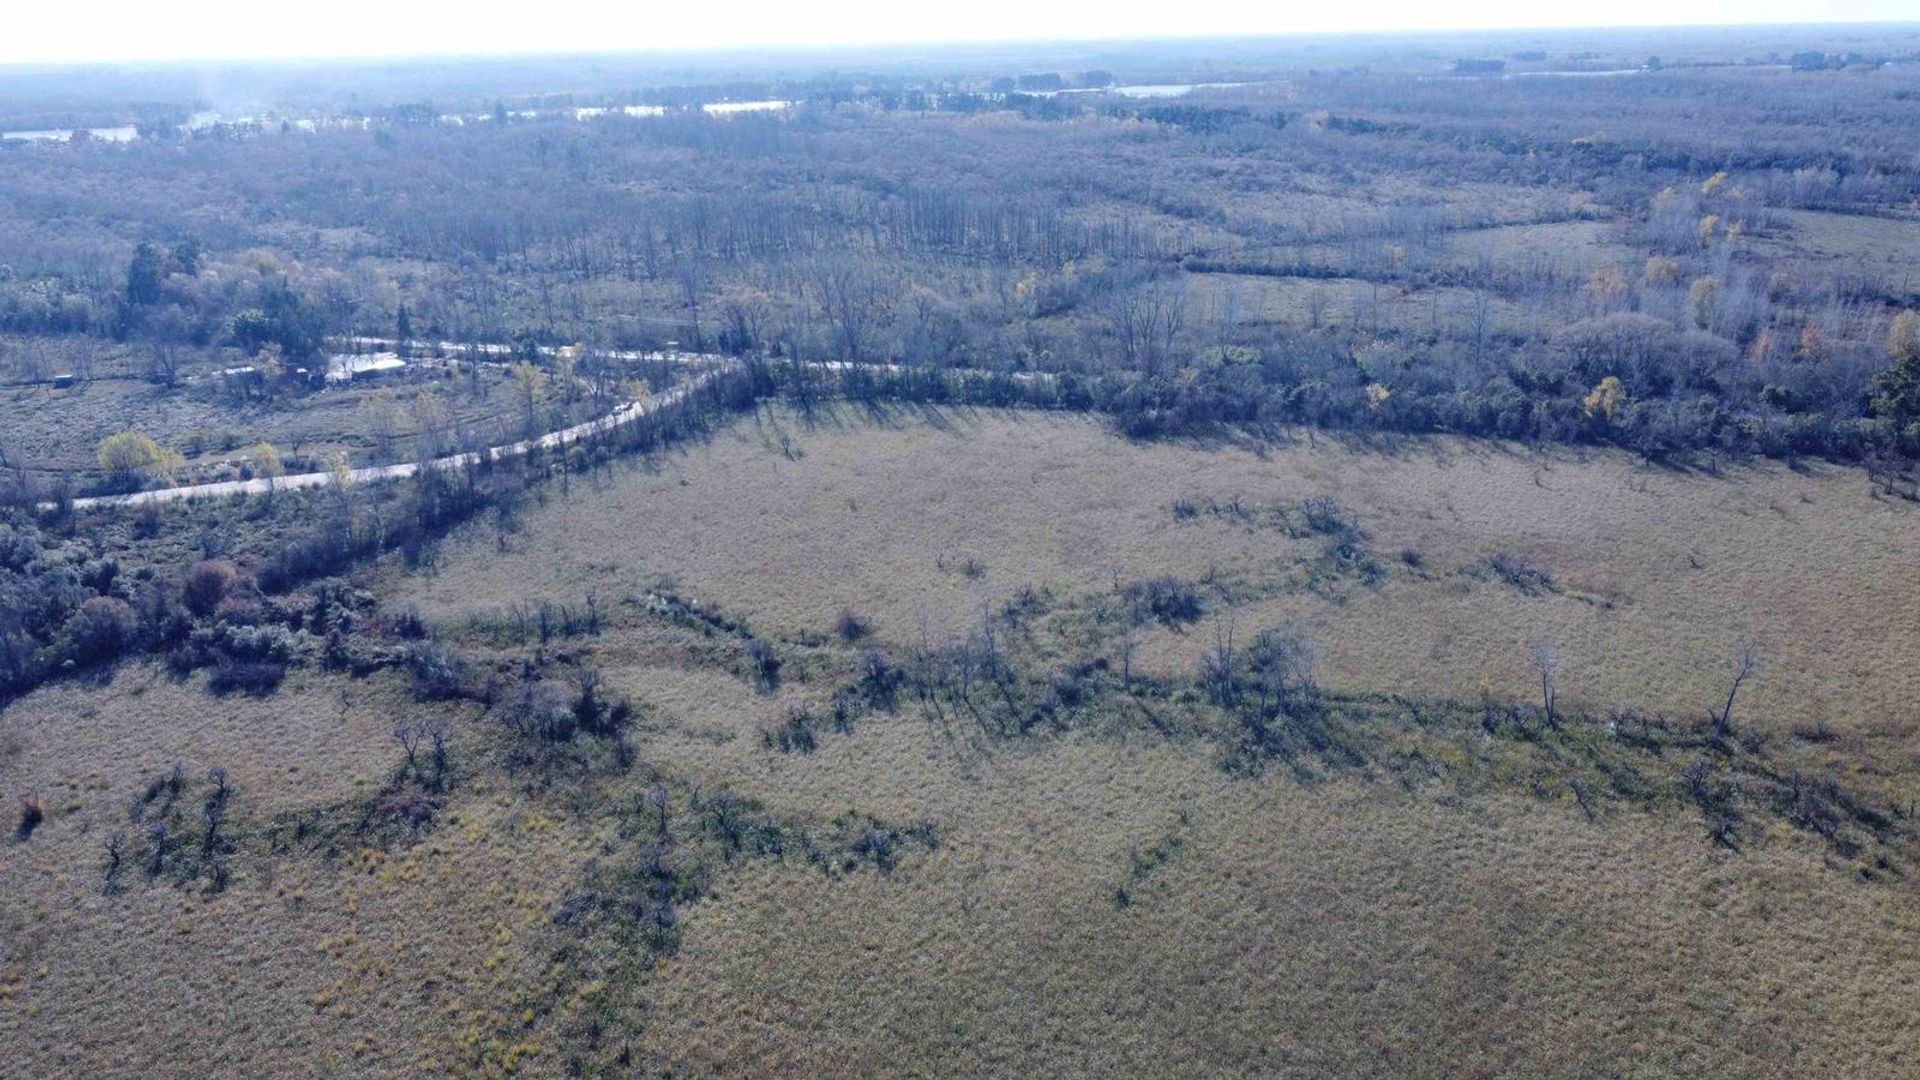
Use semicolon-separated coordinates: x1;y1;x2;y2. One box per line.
4;0;1913;64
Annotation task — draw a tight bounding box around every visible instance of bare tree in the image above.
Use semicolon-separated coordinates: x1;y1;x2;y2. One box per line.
1531;639;1561;727
1246;624;1320;719
1714;639;1761;738
394;723;424;775
1198;617;1238;706
147;341;183;388
1105;276;1187;375
813;261;880;361
0;440;33;507
674;258;709;351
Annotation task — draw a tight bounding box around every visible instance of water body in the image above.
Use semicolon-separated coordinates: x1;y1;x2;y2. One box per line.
1;126;138;143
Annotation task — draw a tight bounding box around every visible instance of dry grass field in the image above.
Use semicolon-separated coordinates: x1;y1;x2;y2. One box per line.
8;404;1920;1078
399;403;1920;749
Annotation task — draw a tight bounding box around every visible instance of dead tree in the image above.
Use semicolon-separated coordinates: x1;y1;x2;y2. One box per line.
1714;640;1760;739
1531;639;1561;728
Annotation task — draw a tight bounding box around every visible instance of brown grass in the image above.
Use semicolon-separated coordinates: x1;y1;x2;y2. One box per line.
9;404;1920;1078
397;404;1920;747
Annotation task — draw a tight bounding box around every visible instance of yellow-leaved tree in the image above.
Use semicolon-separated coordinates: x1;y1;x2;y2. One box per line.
97;431;184;489
1584;376;1628;421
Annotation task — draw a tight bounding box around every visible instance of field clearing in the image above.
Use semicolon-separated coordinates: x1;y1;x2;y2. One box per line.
0;666;597;1079
0;664;433;815
1190;272;1548;339
396;405;1920;748
0;773;598;1078
0;373;514;485
1781;208;1920;265
637;755;1920;1078
1444;216;1629;271
9;406;1920;1077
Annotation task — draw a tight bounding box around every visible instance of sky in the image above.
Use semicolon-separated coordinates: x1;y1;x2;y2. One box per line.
2;0;1914;65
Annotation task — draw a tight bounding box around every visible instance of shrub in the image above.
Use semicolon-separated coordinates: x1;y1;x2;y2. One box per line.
1487;551;1556;594
208;622;299;663
1300;496;1355;536
502;679;581;742
407;641;469;700
16;794;45;840
856;648;901;708
207;659;287;696
763;703;819;753
63;596;136;665
746;638;782;689
1129;576;1204;626
181;560;240;618
835;608;873;642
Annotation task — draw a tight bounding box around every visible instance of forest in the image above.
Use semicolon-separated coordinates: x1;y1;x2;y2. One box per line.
3;24;1920;494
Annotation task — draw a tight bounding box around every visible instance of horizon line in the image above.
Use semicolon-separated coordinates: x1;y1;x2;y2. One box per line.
3;18;1917;72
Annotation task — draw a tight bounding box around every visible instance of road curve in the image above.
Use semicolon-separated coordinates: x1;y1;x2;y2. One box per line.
58;368;722;511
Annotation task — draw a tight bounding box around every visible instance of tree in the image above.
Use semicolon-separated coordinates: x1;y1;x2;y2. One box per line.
360;390;401;462
146;341;183;388
1686;276;1720;330
1105;277;1187;375
1531;639;1561;727
1871;311;1920;439
126;241;164;306
511;363;547;437
168;238;202;277
252;343;285;398
181;560;240;617
411;391;454;459
1583;376;1628;421
249;442;284;487
97;432;183;489
1245;624;1320;719
1714;640;1760;738
1580;266;1629;314
813;262;879;361
717;285;771;356
0;440;31;507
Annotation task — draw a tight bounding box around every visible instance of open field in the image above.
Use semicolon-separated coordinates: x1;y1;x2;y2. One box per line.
397;404;1920;754
8;398;1920;1073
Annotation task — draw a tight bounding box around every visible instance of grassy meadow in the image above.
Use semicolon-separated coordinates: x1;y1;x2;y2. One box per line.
399;403;1920;749
6;403;1920;1078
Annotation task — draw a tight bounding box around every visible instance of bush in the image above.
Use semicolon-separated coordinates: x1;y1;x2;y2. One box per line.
856;647;901;708
1487;551;1556;594
62;596;136;665
502;679;581;742
835;608;873;642
407;641;469;700
180;560;240;618
763;703;819;753
1300;496;1353;536
1129;576;1204;626
746;638;782;689
207;659;287;696
208;622;300;662
16;794;45;840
